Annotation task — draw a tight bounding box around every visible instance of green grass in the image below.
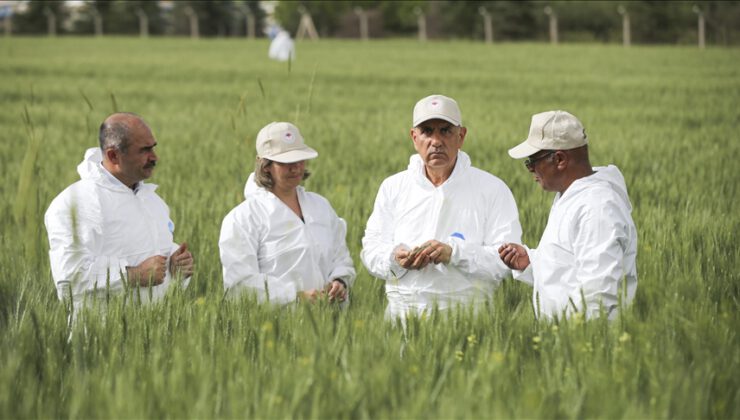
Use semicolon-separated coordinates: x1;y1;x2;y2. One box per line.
1;37;738;418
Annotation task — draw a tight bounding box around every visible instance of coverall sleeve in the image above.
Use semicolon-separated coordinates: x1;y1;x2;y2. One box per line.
360;181;407;281
572;202;630;319
447;184;523;283
327;216;356;287
219;209;297;304
44;194;128;303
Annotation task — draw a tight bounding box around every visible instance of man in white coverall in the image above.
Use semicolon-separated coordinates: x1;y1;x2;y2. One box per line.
45;113;194;312
361;94;522;319
498;110;637;320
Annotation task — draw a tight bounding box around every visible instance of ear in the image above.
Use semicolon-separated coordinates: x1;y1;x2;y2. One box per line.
554;151;568;170
104;148;120;165
458;126;467;146
410;128;417;143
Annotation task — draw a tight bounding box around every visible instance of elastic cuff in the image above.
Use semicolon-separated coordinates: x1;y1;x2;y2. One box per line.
446;238;462;266
512;262;534;283
389;244;409;280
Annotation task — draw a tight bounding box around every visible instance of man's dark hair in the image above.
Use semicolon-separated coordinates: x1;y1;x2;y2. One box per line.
98;112;141;153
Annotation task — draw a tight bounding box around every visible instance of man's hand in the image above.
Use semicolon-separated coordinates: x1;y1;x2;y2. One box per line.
395;240;452;270
127;255;167;287
416;240;452;265
298;289;322;302
498;243;530;271
325;280;347;302
395;245;431;270
169;242;194;278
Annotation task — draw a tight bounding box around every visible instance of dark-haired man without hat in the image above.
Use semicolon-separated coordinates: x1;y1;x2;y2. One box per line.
45;113;193;314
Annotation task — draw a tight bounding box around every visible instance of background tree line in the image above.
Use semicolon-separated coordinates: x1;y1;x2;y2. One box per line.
9;0;264;37
5;0;740;45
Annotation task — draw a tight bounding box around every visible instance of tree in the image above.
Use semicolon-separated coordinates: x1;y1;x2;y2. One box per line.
229;1;265;37
12;0;69;35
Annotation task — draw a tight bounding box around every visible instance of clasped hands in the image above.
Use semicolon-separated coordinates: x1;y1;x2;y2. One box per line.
127;243;194;287
394;240;452;270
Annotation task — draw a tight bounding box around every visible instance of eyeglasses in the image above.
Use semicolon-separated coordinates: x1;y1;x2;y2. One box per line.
524;151;555;170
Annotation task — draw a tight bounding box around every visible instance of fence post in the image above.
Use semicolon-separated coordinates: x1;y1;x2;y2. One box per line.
692;5;705;49
184;7;199;39
479;7;493;44
92;8;103;37
3;8;11;37
296;6;319;41
414;7;427;42
354;7;368;41
242;7;255;39
44;7;56;37
136;9;148;38
617;6;630;47
544;6;558;45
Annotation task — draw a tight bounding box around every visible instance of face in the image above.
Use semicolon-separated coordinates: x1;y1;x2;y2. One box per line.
411;119;466;173
104;119;158;188
117;123;158;185
525;150;559;191
266;160;305;192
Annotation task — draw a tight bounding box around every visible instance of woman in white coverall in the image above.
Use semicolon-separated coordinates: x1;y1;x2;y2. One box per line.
219;122;355;304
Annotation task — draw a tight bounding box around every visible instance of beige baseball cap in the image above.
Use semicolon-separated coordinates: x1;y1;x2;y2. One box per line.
508;110;588;159
256;122;318;163
412;94;462;127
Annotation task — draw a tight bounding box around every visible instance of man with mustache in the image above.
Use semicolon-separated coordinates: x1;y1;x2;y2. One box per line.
498;110;637;320
361;94;522;320
45;113;193;314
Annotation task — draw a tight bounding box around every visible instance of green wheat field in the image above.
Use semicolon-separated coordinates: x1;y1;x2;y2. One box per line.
1;37;738;418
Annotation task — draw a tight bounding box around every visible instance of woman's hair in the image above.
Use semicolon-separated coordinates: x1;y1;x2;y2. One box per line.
254;157;311;190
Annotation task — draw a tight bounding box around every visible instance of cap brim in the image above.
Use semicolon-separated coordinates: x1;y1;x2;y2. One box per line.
268;147;318;163
508;140;541;159
413;114;461;127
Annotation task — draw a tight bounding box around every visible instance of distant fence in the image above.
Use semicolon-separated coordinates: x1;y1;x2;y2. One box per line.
1;1;735;49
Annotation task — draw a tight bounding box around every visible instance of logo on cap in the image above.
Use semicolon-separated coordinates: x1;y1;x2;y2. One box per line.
283;131;296;144
431;100;439;107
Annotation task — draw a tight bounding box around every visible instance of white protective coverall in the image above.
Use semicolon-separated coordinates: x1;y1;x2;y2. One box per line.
268;30;295;62
219;173;355;304
361;151;522;319
514;165;638;320
44;148;188;310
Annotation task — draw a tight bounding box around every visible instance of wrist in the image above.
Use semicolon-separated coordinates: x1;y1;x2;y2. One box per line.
125;266;139;285
445;239;460;265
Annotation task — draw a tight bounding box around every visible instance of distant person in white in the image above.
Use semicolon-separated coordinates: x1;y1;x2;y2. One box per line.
45;113;193;312
219;122;355;304
499;111;637;320
361;95;522;320
268;26;295;62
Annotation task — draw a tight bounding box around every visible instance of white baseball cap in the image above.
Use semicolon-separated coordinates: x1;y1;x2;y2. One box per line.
412;94;462;127
256;122;318;163
508;110;588;159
